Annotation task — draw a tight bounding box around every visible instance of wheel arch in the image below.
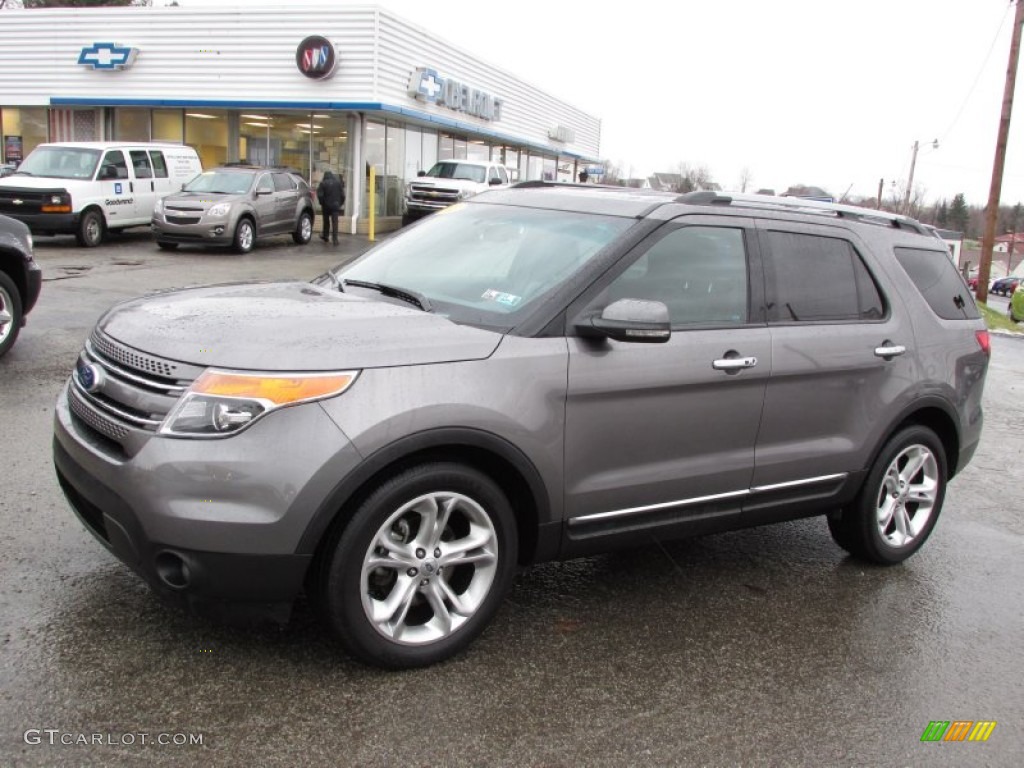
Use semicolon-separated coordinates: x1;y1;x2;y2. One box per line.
870;398;962;479
0;251;27;307
298;428;555;567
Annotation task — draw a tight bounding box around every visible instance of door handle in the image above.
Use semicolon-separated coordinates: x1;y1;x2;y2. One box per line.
712;356;758;372
874;343;906;359
129;181;134;193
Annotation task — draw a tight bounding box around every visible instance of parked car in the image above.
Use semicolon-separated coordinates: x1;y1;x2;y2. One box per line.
0;213;41;358
1011;283;1024;322
151;165;315;253
0;142;202;246
990;276;1021;296
54;187;989;668
403;159;511;225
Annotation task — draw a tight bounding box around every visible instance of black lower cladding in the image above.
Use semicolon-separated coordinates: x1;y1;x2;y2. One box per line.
53;436;311;624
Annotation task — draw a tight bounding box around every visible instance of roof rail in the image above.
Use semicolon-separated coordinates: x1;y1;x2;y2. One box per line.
674;191;927;234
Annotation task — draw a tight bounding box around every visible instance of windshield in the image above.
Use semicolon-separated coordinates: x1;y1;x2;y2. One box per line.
424;162;487;183
183;171;254;195
334;202;634;329
14;147;101;179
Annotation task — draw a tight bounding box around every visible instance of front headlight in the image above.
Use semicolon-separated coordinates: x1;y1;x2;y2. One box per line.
153;198;164;215
159;369;359;437
207;202;232;217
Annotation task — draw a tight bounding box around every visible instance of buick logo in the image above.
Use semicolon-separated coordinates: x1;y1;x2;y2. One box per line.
296;36;337;80
76;361;105;393
12;199;23;205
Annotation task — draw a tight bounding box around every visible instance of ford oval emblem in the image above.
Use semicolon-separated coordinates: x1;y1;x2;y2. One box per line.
76;361;105;393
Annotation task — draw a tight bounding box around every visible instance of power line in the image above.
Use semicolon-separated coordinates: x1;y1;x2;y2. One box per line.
940;2;1013;144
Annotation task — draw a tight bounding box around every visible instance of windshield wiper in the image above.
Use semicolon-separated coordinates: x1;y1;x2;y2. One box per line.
315;271;344;291
342;279;432;312
12;170;32;176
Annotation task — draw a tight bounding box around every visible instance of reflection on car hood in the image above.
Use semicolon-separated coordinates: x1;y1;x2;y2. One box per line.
98;282;503;371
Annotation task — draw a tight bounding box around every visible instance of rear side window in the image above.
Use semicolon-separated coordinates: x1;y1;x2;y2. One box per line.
763;231;884;323
149;151;168;179
130;150;152;179
273;173;296;192
893;247;980;320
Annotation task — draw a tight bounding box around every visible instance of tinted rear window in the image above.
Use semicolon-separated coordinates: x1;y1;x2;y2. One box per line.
893;247;979;320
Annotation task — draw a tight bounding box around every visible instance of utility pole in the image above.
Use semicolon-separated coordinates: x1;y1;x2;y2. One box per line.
877;178;884;210
903;142;919;214
978;0;1024;304
902;139;938;215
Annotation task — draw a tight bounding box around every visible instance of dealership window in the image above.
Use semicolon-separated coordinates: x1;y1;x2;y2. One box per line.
185;109;228;168
2;107;47;165
312;112;349;198
421;129;438;171
363;119;386;217
152;109;183;143
527;154;545;181
384;123;405;216
467;139;489;161
115;108;150;141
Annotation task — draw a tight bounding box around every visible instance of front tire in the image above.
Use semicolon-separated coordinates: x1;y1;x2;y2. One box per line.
828;425;946;565
318;463;517;669
75;209;105;247
293;210;313;245
0;271;23;358
233;218;255;254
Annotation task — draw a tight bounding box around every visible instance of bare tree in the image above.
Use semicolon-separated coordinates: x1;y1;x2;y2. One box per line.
673;162;718;193
737;166;753;193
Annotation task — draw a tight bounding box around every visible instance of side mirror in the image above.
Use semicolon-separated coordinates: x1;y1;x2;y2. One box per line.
100;165;118;180
255;188;272;196
417;170;426;177
488;177;503;186
578;299;671;343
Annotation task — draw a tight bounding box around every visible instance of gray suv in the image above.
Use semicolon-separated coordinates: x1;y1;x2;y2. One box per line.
54;185;989;668
151;165;315;253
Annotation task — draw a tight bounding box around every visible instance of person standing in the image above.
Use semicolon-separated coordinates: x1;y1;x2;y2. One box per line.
317;170;344;244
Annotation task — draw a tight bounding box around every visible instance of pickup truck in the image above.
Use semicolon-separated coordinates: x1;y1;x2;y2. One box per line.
403;159;511;225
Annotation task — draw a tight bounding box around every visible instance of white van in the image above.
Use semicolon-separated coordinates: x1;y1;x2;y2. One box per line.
0;142;202;246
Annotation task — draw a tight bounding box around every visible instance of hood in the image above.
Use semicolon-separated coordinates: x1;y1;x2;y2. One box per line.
0;175;89;192
98;282;503;371
162;190;238;206
412;177;484;191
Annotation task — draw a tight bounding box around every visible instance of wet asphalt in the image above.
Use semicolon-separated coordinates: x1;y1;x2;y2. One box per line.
1;231;1022;767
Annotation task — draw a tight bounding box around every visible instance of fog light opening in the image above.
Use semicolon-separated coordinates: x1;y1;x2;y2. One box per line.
155;550;192;590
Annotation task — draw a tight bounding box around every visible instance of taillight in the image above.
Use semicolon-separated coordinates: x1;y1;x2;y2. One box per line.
975;330;991;357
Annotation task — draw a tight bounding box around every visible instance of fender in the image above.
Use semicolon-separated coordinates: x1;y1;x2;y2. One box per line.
867;394;963;476
295;426;553;556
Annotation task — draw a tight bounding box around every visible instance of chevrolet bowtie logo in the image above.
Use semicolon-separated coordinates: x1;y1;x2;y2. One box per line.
78;42;139;70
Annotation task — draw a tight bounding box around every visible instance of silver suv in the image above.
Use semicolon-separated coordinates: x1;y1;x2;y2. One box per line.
152;165;315;253
54;186;989;668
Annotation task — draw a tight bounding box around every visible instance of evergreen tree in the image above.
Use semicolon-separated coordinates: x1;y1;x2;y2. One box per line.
948;193;969;234
936;199;949;227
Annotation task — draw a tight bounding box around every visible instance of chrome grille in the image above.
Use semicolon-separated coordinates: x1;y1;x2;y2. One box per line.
68;384;129;441
67;332;202;445
410;185;459;203
90;332;179;378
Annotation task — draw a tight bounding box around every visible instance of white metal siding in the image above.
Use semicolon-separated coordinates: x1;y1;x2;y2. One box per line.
0;5;599;157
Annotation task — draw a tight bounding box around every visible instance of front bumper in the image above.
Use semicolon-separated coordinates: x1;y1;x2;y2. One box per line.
151;217;235;246
53;380;363;622
24;260;42;316
4;211;78;236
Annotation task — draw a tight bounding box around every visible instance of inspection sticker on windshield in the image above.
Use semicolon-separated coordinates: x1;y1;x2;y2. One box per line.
481;289;522;307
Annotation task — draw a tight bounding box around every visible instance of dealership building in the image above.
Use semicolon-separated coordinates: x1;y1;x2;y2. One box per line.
0;4;601;232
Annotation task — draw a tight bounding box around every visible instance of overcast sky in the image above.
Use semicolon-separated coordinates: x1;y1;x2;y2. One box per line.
158;0;1021;206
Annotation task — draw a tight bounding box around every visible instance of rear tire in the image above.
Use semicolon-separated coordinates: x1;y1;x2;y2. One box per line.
75;209;105;247
156;241;179;251
828;425;946;565
293;210;313;245
0;271;23;358
318;462;517;669
233;218;255;254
